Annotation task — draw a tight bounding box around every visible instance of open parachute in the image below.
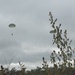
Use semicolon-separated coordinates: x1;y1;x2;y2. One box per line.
8;23;16;35
9;23;16;28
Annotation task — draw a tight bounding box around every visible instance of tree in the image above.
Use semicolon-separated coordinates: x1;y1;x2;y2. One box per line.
19;62;26;75
42;57;48;70
49;12;75;75
42;57;50;75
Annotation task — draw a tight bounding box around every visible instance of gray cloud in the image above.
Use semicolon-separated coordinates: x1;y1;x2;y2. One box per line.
0;0;75;69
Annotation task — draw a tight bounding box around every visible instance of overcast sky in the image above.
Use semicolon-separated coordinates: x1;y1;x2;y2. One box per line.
0;0;75;70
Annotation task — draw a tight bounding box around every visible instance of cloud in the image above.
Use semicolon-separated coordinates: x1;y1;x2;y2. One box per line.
0;0;75;70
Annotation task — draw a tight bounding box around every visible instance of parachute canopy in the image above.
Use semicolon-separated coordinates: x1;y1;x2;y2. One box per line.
9;23;16;28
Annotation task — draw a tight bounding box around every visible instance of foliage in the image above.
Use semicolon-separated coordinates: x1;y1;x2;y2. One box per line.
42;57;48;70
19;61;26;71
49;12;75;74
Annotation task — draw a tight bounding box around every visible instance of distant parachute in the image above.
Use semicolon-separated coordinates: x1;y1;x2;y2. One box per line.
9;23;16;28
8;23;16;35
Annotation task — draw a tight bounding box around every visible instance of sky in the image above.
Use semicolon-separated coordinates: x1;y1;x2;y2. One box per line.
0;0;75;70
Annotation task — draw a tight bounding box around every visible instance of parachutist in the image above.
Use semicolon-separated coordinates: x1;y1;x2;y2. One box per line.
11;33;13;35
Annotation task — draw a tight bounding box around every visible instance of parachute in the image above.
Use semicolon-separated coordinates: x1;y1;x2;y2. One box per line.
8;23;16;35
9;23;16;28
